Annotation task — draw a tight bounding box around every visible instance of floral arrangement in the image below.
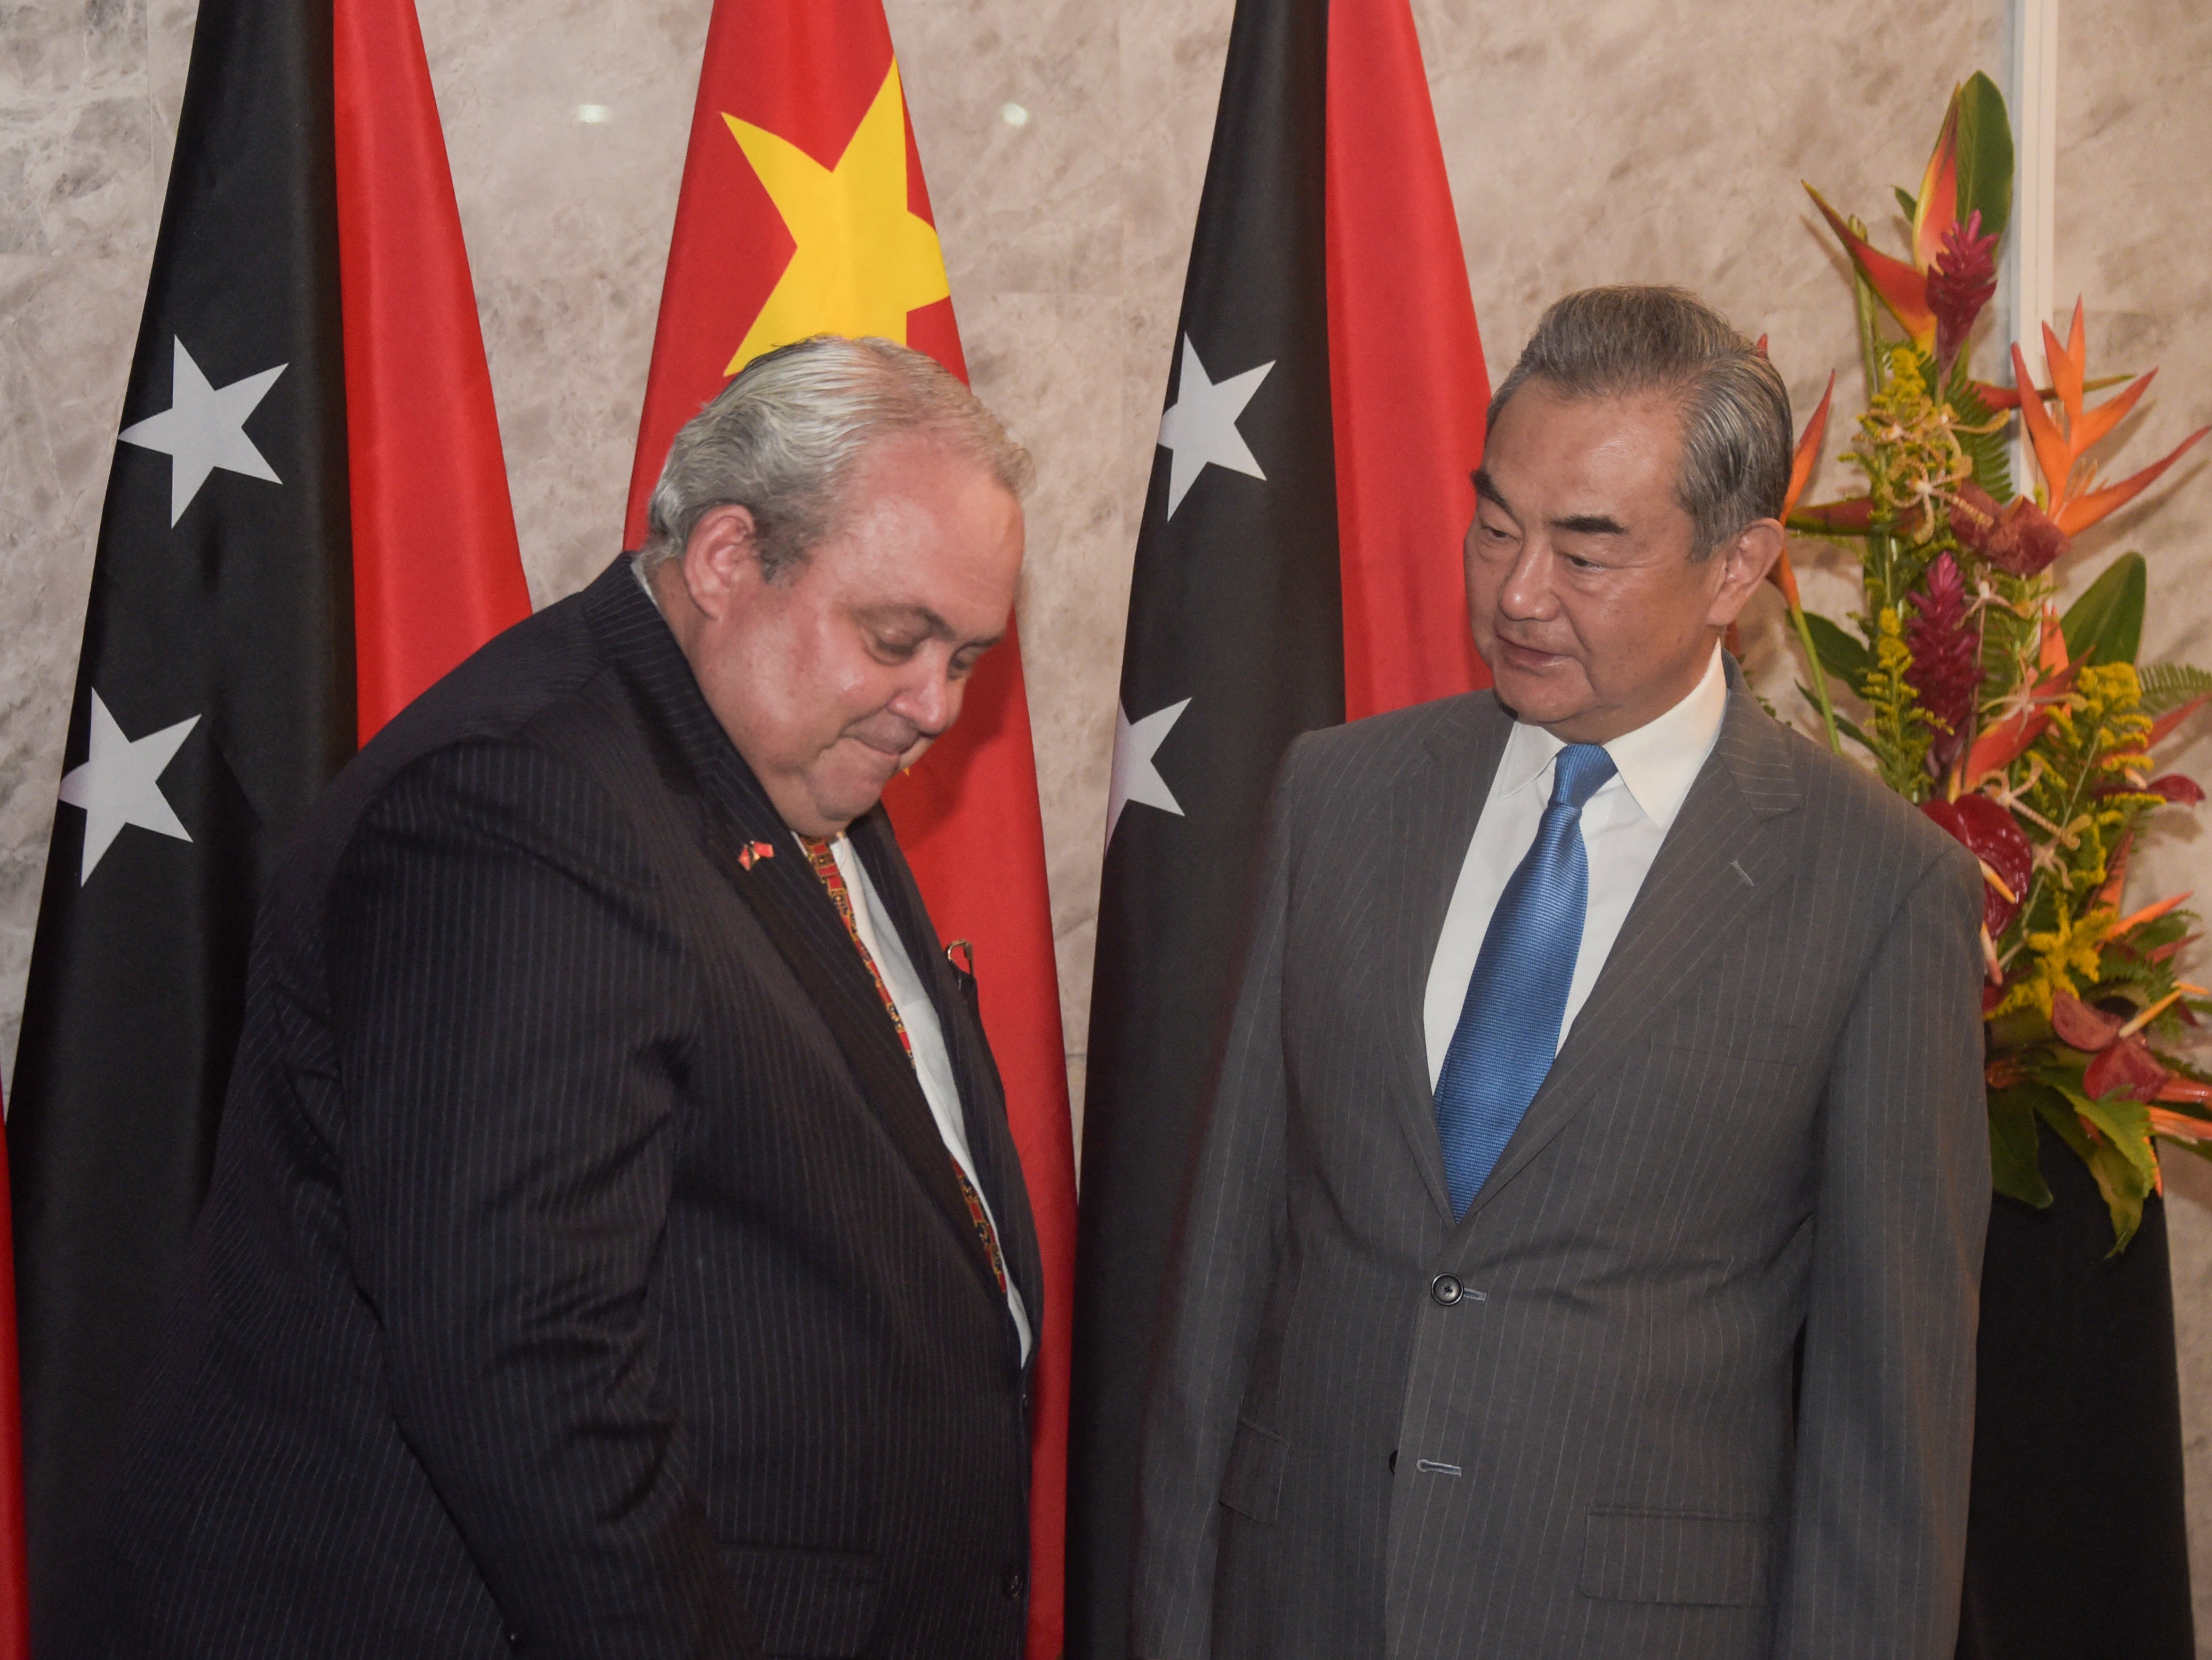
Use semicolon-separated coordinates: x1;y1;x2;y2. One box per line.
1769;73;2211;1248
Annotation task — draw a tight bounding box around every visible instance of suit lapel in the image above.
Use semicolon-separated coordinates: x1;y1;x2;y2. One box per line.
1458;675;1806;1225
1375;696;1514;1221
579;561;1011;1310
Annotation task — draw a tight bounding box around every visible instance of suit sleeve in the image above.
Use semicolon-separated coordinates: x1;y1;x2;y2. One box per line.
1129;740;1311;1660
1774;840;1990;1659
325;737;756;1659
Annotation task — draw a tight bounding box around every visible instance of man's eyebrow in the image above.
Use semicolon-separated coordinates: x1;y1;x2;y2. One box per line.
1551;512;1630;537
1473;470;1625;537
857;602;954;637
857;603;1003;652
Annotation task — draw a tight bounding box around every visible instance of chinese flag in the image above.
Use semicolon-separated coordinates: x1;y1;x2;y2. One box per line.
624;7;1078;1658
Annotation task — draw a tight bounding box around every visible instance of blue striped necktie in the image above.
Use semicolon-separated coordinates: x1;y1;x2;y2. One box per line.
1434;741;1617;1219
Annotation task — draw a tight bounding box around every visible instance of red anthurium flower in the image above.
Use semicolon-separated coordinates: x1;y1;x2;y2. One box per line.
1923;792;2033;937
1927;212;1998;384
2051;991;2178;1104
1949;478;2069;575
2087;1034;2174;1104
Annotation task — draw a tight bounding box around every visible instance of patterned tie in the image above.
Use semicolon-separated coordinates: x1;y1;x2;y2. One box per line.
798;835;1009;1294
1433;742;1617;1219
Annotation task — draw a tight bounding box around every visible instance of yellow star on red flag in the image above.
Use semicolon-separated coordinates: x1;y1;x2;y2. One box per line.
722;61;950;373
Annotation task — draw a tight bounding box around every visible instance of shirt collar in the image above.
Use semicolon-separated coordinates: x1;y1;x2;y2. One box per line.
631;554;666;615
1495;644;1728;833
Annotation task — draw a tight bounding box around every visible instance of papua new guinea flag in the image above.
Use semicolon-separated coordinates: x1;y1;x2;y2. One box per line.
1067;0;1489;1651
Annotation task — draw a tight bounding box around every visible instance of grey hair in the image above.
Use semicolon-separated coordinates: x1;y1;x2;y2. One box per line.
1487;286;1792;558
638;335;1033;582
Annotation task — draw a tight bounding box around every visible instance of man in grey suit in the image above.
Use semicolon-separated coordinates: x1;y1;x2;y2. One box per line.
1133;286;1989;1660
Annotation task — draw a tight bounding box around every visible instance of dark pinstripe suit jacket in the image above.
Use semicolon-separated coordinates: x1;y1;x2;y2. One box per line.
53;557;1043;1660
1134;674;1990;1660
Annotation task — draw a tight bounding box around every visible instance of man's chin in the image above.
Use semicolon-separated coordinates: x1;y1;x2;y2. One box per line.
1491;660;1591;727
808;757;903;829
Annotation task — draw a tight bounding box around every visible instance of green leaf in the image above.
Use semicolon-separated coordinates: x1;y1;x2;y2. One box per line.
2061;553;2147;667
1945;369;2014;500
2052;1080;2157;1252
1988;1086;2054;1207
1953;70;2015;244
2071;1089;2158;1183
1801;610;1873;688
1894;186;1919;226
2138;662;2212;713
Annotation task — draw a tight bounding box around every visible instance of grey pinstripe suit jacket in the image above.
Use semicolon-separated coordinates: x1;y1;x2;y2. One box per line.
1133;673;1990;1660
54;558;1041;1659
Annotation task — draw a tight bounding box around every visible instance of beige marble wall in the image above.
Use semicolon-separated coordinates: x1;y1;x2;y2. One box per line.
2055;0;2212;1644
7;0;2212;1632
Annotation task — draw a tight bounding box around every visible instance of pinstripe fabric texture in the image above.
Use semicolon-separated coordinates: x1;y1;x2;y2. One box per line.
1133;668;1990;1660
49;557;1041;1660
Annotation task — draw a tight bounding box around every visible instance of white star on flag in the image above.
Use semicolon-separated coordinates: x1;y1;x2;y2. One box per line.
1107;697;1192;847
1156;336;1272;517
57;690;202;883
119;337;287;525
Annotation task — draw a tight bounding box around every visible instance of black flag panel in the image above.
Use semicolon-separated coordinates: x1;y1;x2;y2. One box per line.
1068;2;1343;1654
5;0;354;1618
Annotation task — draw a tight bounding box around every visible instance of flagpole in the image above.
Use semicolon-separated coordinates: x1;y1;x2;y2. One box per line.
2002;0;2057;486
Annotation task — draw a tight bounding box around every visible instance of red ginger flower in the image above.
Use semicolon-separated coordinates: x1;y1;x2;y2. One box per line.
1906;551;1982;775
1927;211;1998;384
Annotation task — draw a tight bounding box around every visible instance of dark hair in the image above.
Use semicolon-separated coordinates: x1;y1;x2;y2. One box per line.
1488;286;1793;558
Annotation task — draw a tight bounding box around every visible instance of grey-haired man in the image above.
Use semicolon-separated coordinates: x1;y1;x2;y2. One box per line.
58;337;1044;1660
1135;287;1988;1660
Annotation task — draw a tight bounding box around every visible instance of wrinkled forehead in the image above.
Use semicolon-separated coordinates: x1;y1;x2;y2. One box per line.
1478;389;1689;505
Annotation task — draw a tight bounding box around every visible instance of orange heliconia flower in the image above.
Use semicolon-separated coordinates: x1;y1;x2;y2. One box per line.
2016;300;2208;539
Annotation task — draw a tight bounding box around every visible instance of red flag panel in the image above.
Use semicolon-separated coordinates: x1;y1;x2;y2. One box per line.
1325;0;1493;717
333;0;532;740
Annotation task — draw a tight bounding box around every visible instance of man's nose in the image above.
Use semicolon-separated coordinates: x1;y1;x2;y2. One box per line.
889;660;960;738
1497;542;1557;619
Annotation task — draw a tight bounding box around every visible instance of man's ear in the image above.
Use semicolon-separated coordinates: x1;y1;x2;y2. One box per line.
676;504;763;622
1705;517;1785;629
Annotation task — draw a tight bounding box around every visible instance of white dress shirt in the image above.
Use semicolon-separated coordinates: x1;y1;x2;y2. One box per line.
829;835;1035;1363
1422;647;1729;1089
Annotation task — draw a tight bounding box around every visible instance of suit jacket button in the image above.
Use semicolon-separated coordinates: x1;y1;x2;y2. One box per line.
1001;1566;1026;1601
1431;1274;1463;1306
